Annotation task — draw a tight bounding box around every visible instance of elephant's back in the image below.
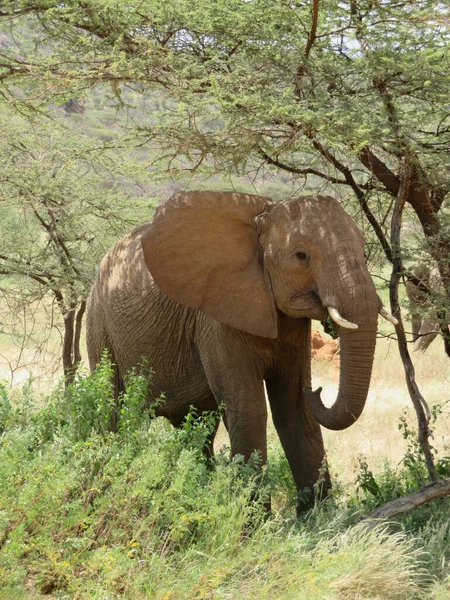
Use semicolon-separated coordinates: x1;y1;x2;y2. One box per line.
86;223;202;387
97;223;153;296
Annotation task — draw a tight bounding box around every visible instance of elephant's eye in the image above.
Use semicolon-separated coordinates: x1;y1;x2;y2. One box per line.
295;250;309;261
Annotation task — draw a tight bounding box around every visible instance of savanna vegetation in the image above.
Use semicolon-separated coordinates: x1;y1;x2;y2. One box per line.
0;1;449;598
1;350;450;599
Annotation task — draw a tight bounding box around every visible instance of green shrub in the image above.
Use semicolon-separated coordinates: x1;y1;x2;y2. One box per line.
0;394;270;598
4;355;160;445
1;367;450;598
0;381;10;434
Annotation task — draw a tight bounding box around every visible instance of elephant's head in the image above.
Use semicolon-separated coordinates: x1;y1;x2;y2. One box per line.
141;191;393;430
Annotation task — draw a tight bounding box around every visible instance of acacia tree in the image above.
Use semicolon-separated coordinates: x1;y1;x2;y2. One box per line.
0;108;133;383
1;1;448;295
0;0;449;471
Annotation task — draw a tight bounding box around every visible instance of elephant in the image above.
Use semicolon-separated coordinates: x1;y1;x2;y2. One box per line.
86;191;396;511
405;263;447;352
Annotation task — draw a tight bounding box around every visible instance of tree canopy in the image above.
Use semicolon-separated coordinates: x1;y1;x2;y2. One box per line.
0;0;449;355
0;107;136;380
1;2;448;243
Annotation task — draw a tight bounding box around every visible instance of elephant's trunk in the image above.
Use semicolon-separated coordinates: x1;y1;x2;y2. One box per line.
306;265;378;430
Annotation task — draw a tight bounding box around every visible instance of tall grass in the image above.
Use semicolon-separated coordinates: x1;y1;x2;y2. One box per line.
1;360;450;599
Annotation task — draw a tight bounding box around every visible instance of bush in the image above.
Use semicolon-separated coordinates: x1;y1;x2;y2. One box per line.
1;365;450;598
0;381;10;434
0;354;160;446
0;384;270;598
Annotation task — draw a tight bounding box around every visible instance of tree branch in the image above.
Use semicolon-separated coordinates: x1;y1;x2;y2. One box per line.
304;0;320;58
258;148;347;185
296;0;320;86
74;300;86;366
363;478;450;527
32;205;82;277
307;136;394;263
358;147;400;197
389;158;437;482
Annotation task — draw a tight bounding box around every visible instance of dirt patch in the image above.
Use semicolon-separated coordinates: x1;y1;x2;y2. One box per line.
311;329;339;361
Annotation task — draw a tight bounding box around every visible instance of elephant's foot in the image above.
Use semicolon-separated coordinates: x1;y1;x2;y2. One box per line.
296;469;332;514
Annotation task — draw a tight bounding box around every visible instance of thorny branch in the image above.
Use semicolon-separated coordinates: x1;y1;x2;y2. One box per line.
296;0;320;85
304;0;320;59
389;158;438;483
307;136;394;263
258;149;347;185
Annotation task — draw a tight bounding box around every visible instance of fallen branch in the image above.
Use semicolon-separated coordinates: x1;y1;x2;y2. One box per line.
362;478;450;528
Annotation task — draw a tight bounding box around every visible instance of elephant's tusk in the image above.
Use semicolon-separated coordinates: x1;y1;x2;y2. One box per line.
379;306;399;325
327;307;358;330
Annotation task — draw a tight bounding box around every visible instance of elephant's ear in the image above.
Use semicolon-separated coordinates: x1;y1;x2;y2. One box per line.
141;190;278;338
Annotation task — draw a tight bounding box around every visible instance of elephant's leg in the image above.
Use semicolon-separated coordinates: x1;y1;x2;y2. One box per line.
201;411;221;461
266;376;331;512
223;388;268;464
198;377;270;515
225;399;268;464
414;319;439;352
202;372;268;463
85;315;124;431
197;335;270;513
411;314;422;343
168;400;221;461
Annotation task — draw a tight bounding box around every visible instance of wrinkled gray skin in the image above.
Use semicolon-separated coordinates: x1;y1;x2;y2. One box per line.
87;191;379;510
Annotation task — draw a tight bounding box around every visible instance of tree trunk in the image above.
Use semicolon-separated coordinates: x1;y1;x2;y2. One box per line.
62;309;76;387
74;300;86;365
357;149;450;355
62;300;86;387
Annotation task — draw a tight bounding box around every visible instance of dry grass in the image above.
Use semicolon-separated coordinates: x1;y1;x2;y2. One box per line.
321;524;429;599
2;310;449;481
214;325;450;484
428;578;450;600
321;330;450;481
1;338;449;600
